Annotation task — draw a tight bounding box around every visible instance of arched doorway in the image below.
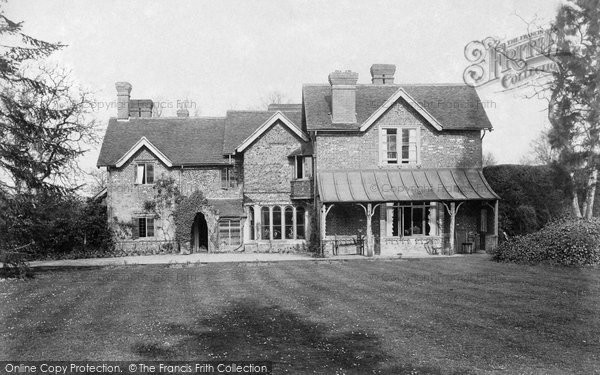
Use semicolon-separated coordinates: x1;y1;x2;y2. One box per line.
191;213;209;252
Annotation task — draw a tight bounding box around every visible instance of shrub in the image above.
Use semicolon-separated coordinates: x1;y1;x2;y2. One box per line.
0;192;114;261
0;249;33;279
492;218;600;266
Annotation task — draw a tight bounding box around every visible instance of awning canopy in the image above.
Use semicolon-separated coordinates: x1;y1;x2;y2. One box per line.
318;169;500;203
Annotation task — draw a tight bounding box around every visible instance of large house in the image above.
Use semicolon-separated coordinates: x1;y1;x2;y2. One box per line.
97;64;500;257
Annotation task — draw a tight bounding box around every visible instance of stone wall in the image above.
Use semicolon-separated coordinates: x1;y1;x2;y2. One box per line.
107;147;243;254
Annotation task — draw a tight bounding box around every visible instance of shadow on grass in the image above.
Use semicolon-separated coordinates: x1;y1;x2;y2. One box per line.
132;299;389;373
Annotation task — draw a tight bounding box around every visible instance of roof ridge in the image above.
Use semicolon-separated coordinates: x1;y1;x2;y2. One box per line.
303;83;469;87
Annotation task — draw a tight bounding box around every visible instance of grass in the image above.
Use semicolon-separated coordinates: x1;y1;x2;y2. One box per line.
1;256;599;374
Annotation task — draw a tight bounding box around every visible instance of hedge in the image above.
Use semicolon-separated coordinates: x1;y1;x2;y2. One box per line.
483;164;573;236
492;218;600;266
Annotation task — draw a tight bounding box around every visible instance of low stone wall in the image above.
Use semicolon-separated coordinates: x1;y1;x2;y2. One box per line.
114;240;179;256
243;240;308;253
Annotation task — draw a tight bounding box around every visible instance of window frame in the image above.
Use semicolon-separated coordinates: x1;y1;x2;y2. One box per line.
294;156;313;179
136;217;155;238
134;162;155;185
380;126;420;166
387;201;432;238
221;167;237;189
218;218;241;246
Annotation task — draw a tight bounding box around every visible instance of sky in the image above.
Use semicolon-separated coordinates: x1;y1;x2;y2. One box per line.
4;0;561;184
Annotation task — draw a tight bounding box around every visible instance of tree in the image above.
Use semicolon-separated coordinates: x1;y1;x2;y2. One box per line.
0;7;100;254
545;0;600;219
520;129;560;165
511;1;599;218
0;10;97;194
482;152;498;167
0;66;98;193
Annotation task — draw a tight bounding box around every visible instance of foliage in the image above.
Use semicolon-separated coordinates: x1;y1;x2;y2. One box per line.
545;0;600;218
0;191;114;260
143;175;183;241
483;164;573;235
173;189;215;245
492;217;600;266
0;9;98;194
0;8;65;88
0;243;33;279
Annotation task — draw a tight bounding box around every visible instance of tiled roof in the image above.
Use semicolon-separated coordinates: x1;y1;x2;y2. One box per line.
302;84;493;131
222;110;303;154
97;117;226;167
97;109;305;167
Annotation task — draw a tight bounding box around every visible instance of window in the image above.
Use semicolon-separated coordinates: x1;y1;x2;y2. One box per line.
401;128;417;164
386;129;398;164
294;156;313;179
388;202;432;237
381;127;418;165
221;167;237;189
284;206;294;239
272;206;282;240
135;217;154;238
250;206;307;241
134;163;154;184
296;206;305;239
248;207;255;240
219;219;241;246
261;207;270;240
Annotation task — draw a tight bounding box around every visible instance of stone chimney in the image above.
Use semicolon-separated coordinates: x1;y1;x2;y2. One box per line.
115;82;132;120
328;70;359;124
370;64;396;84
177;108;189;118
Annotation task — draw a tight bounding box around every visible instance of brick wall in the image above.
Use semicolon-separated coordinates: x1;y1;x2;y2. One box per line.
316;99;482;170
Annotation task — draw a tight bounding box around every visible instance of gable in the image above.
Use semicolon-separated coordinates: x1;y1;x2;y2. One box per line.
303;84;493;131
235;112;309;153
115;136;173;168
359;88;442;132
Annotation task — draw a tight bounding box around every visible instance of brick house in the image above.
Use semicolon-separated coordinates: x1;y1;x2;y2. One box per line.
97;64;499;256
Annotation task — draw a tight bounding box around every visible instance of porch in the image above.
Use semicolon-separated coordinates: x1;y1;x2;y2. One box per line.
318;169;500;257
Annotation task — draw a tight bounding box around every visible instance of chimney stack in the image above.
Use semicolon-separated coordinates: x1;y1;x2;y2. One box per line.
370;64;396;84
177;108;189;118
115;82;132;120
328;70;359;124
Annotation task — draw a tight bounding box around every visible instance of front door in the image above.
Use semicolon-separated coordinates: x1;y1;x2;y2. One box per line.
191;213;209;252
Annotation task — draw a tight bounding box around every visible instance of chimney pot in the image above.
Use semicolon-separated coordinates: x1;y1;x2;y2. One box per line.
328;70;359;124
115;82;132;120
177;108;189;118
370;64;396;84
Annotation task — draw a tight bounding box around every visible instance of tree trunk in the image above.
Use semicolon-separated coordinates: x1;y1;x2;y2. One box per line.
583;168;598;220
570;172;582;218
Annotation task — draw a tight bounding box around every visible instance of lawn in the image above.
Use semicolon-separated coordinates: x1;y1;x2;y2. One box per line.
1;256;599;374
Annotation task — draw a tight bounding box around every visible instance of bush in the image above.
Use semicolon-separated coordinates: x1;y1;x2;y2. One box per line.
0;249;33;279
492;218;600;266
0;192;114;260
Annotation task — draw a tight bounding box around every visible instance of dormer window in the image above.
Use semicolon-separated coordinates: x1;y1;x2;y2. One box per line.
381;127;419;165
134;162;154;184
